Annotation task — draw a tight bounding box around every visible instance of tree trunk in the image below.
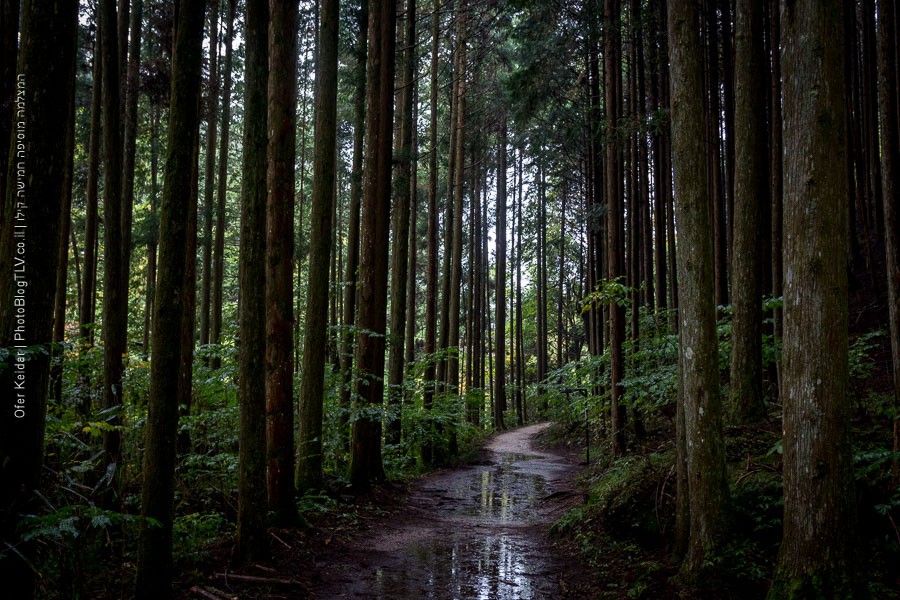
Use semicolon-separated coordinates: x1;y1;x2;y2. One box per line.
729;0;767;423
769;0;783;397
133;0;204;596
199;0;219;348
494;113;508;431
52;76;77;406
80;31;102;348
605;0;627;456
349;0;396;489
875;0;900;484
447;4;467;394
0;3;77;596
297;0;338;493
265;0;298;523
234;0;270;564
99;0;126;496
386;0;416;445
143;106;160;356
422;0;439;463
121;0;142;284
210;0;236;368
667;0;731;578
769;1;861;595
338;0;368;454
177;135;200;453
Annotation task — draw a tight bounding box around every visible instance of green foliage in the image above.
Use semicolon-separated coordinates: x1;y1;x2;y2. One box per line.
21;506;157;544
849;330;886;381
172;512;231;566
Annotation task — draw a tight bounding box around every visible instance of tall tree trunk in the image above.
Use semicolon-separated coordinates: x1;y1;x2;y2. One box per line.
81;31;102;348
494;113;508;431
143;106;160;355
0;3;77;596
769;1;861;595
875;0;900;484
266;0;298;523
99;0;127;494
235;0;270;564
177;136;200;453
339;0;368;453
422;0;439;463
606;0;627;456
297;0;338;492
447;5;467;394
386;0;416;445
729;0;767;423
667;0;730;577
133;0;204;596
210;0;236;368
405;95;419;369
53;80;77;406
516;148;526;423
199;0;219;348
121;0;143;284
769;0;783;397
349;0;396;489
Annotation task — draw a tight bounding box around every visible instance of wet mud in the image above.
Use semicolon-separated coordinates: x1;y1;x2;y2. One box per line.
311;422;579;599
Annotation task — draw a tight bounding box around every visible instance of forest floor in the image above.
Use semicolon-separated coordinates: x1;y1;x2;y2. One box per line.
181;423;607;599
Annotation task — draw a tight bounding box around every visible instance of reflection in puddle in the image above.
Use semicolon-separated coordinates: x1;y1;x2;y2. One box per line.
362;448;565;599
369;531;557;599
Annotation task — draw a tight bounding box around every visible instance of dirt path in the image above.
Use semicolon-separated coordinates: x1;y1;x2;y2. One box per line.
310;422;580;599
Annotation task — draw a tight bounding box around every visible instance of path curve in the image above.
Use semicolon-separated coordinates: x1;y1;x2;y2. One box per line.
311;422;579;599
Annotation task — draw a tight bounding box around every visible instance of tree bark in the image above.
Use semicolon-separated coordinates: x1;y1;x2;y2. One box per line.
605;0;627;456
422;0;439;463
667;0;731;578
386;0;416;445
81;29;102;348
494;113;508;431
349;0;396;489
769;1;861;595
133;0;204;596
235;0;270;564
875;0;900;484
447;5;467;394
0;2;77;596
729;0;767;423
265;0;298;523
297;0;338;493
99;0;126;495
199;0;219;348
338;0;368;454
210;0;236;368
121;0;143;285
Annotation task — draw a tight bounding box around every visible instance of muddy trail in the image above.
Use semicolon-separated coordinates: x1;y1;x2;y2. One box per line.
309;423;581;599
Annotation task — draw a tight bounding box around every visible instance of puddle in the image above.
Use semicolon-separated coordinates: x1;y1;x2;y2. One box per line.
314;423;575;599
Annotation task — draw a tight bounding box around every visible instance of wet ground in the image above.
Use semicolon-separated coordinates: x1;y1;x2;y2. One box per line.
310;423;580;599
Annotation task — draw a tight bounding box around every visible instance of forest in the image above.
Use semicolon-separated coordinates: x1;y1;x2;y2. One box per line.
0;0;898;597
